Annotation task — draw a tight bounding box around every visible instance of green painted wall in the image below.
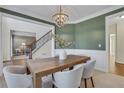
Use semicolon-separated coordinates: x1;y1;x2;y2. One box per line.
56;7;124;50
56;24;75;48
75;15;105;50
75;7;124;50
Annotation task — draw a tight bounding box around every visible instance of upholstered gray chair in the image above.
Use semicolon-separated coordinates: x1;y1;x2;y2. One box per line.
3;65;33;88
3;65;52;88
82;59;96;88
52;64;84;88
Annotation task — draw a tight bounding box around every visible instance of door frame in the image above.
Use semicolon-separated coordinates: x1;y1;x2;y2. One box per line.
109;34;116;57
105;11;124;72
1;13;55;61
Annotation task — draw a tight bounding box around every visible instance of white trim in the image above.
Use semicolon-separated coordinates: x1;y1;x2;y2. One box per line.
51;26;55;57
12;30;36;37
105;11;124;73
116;61;124;64
110;34;116;37
0;13;3;76
70;6;123;24
106;16;111;73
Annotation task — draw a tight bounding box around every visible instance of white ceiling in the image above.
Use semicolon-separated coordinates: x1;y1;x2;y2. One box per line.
1;5;123;23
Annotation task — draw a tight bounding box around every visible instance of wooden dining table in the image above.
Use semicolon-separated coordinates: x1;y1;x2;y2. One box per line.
26;55;90;88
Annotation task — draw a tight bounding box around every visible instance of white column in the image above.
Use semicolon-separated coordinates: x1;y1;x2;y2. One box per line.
0;13;3;76
51;26;55;57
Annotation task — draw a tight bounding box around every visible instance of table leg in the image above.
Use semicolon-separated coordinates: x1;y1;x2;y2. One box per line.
69;66;73;70
33;74;42;88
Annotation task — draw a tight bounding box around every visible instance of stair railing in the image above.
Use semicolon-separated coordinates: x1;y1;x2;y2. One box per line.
29;30;52;59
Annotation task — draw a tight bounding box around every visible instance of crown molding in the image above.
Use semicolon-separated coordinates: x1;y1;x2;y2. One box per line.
69;6;124;24
0;7;55;26
0;6;123;25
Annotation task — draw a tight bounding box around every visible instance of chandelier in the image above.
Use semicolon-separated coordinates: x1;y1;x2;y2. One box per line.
52;6;69;27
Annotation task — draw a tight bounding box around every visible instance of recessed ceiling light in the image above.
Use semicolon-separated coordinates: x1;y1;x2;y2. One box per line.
120;15;124;18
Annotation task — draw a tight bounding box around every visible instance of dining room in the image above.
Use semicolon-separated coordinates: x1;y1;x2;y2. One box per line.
0;4;124;89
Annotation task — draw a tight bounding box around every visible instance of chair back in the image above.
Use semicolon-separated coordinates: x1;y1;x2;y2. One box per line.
82;59;96;79
53;64;84;88
3;65;33;88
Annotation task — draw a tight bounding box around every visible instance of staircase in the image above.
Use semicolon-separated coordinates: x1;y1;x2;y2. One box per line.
29;30;52;59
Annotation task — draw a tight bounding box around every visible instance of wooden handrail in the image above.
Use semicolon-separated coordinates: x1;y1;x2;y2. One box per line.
29;30;52;59
30;30;52;47
36;30;52;42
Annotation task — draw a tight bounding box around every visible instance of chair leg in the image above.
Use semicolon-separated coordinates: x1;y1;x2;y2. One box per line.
90;77;94;88
52;74;55;81
52;74;55;88
52;84;55;88
84;79;87;88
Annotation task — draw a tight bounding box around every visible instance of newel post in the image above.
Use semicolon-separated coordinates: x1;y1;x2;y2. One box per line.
29;48;32;59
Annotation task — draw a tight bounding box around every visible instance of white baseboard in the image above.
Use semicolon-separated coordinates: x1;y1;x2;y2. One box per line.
116;60;124;64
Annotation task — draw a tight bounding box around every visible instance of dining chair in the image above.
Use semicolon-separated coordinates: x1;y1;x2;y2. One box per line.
82;59;96;88
3;65;33;88
3;65;53;88
52;64;84;88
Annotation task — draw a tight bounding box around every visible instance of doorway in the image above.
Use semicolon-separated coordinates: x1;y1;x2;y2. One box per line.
11;30;36;60
106;11;124;76
109;34;116;73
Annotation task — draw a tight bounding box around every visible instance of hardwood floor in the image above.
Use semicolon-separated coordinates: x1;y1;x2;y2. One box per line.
110;62;124;76
109;55;124;76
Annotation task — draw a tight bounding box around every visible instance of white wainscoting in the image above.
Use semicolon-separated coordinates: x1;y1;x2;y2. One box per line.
55;49;108;72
